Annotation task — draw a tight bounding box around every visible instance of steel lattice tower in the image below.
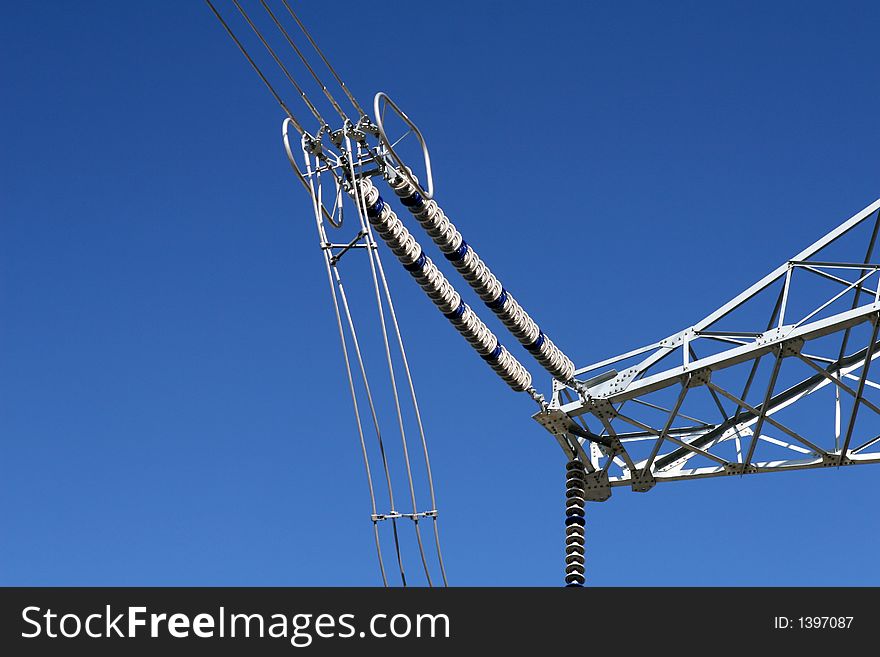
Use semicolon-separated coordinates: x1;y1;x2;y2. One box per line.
207;0;880;586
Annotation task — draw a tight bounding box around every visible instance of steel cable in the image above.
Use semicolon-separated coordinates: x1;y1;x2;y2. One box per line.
345;138;434;585
259;0;350;123
304;152;407;586
231;0;328;127
279;0;367;117
205;0;304;133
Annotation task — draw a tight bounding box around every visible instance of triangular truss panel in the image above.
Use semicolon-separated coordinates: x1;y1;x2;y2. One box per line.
536;199;880;500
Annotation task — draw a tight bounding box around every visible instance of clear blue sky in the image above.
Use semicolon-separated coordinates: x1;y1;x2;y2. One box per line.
2;0;879;586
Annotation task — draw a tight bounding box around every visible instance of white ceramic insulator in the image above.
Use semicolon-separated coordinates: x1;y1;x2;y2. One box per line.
387;174;575;381
355;178;532;392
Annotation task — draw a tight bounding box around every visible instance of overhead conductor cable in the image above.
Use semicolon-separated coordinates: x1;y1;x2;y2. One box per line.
205;0;302;132
211;0;450;587
259;0;350;122
280;0;367;117
206;0;343;208
231;0;328;127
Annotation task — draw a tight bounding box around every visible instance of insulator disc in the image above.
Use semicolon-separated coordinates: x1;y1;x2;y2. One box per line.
565;573;586;585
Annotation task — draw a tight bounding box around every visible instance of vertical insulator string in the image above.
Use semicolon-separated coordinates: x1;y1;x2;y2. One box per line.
564;460;586;587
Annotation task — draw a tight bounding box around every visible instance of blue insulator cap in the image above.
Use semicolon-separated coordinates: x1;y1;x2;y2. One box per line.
403;251;426;272
565;515;586;527
400;191;424;208
442;301;466;321
444;240;469;262
366;197;385;218
525;331;545;354
479;343;503;362
486;288;508;310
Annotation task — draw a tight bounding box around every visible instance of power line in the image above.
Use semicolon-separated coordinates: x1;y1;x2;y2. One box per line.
279;0;367;117
208;1;447;587
230;0;328;127
258;0;350;123
204;0;304;134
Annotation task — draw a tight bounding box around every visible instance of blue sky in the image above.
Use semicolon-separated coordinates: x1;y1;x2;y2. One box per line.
2;0;879;586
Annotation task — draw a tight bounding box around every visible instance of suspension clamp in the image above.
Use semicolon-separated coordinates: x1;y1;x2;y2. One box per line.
302;132;323;156
371;510;438;522
357;115;380;138
329;128;346;149
344;119;367;143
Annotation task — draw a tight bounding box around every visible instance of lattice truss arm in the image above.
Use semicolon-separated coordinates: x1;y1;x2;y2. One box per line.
536;199;880;500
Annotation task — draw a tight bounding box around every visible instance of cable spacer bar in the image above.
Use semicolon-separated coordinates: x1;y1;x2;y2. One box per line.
371;511;401;522
328;230;367;264
371;510;437;522
400;510;438;520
